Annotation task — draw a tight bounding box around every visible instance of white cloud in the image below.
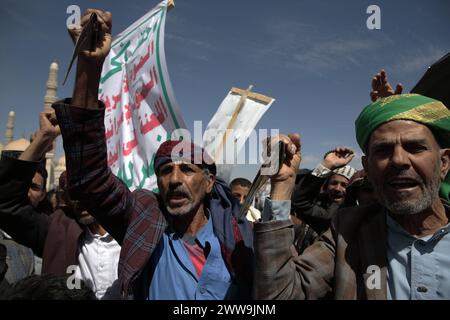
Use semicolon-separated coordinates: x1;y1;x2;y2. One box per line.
300;154;321;169
391;45;447;75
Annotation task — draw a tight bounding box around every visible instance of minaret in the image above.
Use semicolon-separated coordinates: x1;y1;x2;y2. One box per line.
4;111;15;144
44;62;58;112
44;62;58;190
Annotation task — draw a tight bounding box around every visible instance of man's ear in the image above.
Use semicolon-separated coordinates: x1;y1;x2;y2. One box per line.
206;174;215;194
440;148;450;181
362;155;370;180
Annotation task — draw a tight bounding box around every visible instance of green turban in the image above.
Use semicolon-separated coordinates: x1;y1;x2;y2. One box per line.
355;93;450;201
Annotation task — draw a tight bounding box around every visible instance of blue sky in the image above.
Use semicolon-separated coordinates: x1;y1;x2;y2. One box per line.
0;0;449;180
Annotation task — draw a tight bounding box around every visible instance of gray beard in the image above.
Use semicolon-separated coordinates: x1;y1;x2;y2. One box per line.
375;170;441;216
166;202;196;216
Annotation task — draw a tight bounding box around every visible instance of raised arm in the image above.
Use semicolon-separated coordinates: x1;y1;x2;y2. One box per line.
291;147;354;217
53;9;134;244
254;135;337;300
0;112;59;256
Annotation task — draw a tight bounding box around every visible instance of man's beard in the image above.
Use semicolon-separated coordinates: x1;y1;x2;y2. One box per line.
165;185;197;216
71;201;96;226
77;212;96;226
374;167;441;216
328;191;345;204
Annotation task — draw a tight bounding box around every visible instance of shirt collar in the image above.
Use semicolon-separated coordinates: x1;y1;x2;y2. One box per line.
167;209;214;244
85;226;113;241
386;206;450;242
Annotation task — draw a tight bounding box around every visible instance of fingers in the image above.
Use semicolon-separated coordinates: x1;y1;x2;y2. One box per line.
380;69;387;85
262;134;300;165
370;90;378;102
83;9;112;35
279;135;297;158
370;70;383;101
334;147;354;156
372;73;382;89
85;9;112;29
39;112;51;128
288;133;301;154
69;9;112;57
39;111;61;136
370;69;404;101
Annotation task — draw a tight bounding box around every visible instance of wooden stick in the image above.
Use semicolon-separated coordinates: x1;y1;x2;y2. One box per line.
167;0;175;11
214;85;253;162
230;87;273;105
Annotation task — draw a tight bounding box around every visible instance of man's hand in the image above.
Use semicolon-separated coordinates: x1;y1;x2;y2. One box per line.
39;111;60;141
268;134;301;201
370;69;403;102
68;9;112;67
19;112;61;162
321;147;355;171
69;9;112;109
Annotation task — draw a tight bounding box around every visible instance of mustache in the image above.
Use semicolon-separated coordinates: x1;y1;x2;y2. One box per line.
166;186;192;200
384;169;424;185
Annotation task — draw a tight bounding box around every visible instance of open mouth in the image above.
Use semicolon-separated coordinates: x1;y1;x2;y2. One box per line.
388;178;420;191
331;193;344;200
167;192;190;206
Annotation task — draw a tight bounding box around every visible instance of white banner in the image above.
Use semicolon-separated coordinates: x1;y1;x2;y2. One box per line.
99;0;185;192
203;87;274;182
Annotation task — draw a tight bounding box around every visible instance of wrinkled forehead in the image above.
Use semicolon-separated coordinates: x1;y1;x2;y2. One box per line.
157;159;204;173
367;120;439;150
329;174;349;184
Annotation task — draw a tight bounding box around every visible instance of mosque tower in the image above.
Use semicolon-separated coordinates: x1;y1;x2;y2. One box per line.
44;62;59;190
5;111;15;144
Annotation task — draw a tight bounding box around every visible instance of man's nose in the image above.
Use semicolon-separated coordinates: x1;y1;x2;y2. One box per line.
390;145;411;169
168;167;183;185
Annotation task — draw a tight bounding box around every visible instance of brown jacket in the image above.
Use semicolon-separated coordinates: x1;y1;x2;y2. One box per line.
254;203;391;300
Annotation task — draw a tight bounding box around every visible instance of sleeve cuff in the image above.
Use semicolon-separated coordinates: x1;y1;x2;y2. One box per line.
261;198;291;222
311;162;333;178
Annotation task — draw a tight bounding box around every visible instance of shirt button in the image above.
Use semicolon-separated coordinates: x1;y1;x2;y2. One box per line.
199;287;206;294
417;286;428;293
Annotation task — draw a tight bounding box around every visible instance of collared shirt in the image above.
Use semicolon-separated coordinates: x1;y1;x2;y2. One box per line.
386;213;450;300
74;228;121;300
147;212;238;300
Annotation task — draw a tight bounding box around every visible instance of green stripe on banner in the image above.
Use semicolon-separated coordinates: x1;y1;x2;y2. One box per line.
110;8;163;49
100;41;131;84
155;9;182;129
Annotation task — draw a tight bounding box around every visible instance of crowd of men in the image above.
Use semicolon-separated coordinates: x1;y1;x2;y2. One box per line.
1;9;450;300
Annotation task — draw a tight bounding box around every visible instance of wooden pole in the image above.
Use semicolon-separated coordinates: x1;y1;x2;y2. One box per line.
167;0;175;11
214;85;253;162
